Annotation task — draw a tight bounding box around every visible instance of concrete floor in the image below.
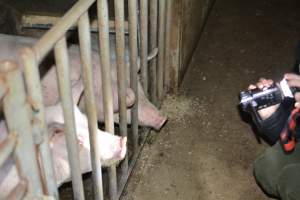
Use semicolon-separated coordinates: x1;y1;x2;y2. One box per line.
121;0;300;199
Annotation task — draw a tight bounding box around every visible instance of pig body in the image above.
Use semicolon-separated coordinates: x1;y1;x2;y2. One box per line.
0;33;135;109
0;104;127;197
0;33;166;130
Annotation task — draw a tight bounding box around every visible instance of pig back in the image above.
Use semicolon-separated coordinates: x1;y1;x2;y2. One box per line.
0;34;84;106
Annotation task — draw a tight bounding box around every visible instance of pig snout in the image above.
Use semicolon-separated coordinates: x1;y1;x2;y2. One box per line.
97;130;127;167
146;110;168;131
136;82;167;130
114;81;168;130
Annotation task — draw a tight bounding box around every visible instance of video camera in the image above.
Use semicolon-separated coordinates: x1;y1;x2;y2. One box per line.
240;79;297;112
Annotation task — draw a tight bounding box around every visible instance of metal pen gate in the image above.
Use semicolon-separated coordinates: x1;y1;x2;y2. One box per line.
0;0;169;199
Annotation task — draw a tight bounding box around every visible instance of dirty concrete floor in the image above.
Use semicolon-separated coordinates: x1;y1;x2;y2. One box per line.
121;0;300;200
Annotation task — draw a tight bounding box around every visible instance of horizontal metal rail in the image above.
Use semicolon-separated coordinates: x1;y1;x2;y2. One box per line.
21;14;129;34
33;0;96;63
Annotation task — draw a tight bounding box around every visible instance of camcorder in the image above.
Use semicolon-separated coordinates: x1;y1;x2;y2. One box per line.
239;79;297;113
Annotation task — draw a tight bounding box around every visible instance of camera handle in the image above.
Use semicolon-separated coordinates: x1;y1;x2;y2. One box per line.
249;101;264;124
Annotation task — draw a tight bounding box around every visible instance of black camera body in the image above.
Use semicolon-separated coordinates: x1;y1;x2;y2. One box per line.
239;79;297;113
240;84;283;111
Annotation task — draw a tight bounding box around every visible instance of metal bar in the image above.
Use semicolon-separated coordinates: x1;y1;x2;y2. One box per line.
164;0;171;92
33;0;95;63
128;0;139;153
157;0;166;102
21;15;129;34
54;37;85;200
78;11;104;200
114;0;129;178
0;61;43;196
149;0;158;104
0;76;7;101
0;134;16;168
148;48;158;61
21;48;59;198
117;128;151;199
97;0;118;199
140;0;149;96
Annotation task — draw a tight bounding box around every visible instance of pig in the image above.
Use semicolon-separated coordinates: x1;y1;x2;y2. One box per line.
113;81;168;130
81;34;167;130
0;33;166;130
0;33;135;109
45;103;127;170
0;103;127;197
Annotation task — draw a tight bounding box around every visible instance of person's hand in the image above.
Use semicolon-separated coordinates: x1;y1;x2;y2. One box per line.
248;78;280;120
284;73;300;108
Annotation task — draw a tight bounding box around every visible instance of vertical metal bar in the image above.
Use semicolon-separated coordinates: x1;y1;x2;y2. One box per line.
0;134;16;168
0;61;43;196
114;0;129;177
54;37;85;200
140;0;149;96
21;48;59;198
157;0;166;102
78;12;104;200
149;0;158;104
128;0;139;153
164;0;171;92
97;0;118;199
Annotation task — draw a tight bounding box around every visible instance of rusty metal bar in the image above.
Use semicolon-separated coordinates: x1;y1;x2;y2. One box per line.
78;11;104;200
114;0;129;178
164;0;171;92
97;0;118;199
0;61;43;196
149;0;158;104
54;37;85;200
33;0;95;63
0;134;16;168
140;0;149;96
21;48;58;198
21;14;129;34
157;0;166;102
128;0;139;153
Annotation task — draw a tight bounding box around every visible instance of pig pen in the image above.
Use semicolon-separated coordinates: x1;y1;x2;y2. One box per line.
0;0;169;199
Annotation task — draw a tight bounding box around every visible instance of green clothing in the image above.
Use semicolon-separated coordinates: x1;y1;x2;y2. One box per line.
254;143;300;200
